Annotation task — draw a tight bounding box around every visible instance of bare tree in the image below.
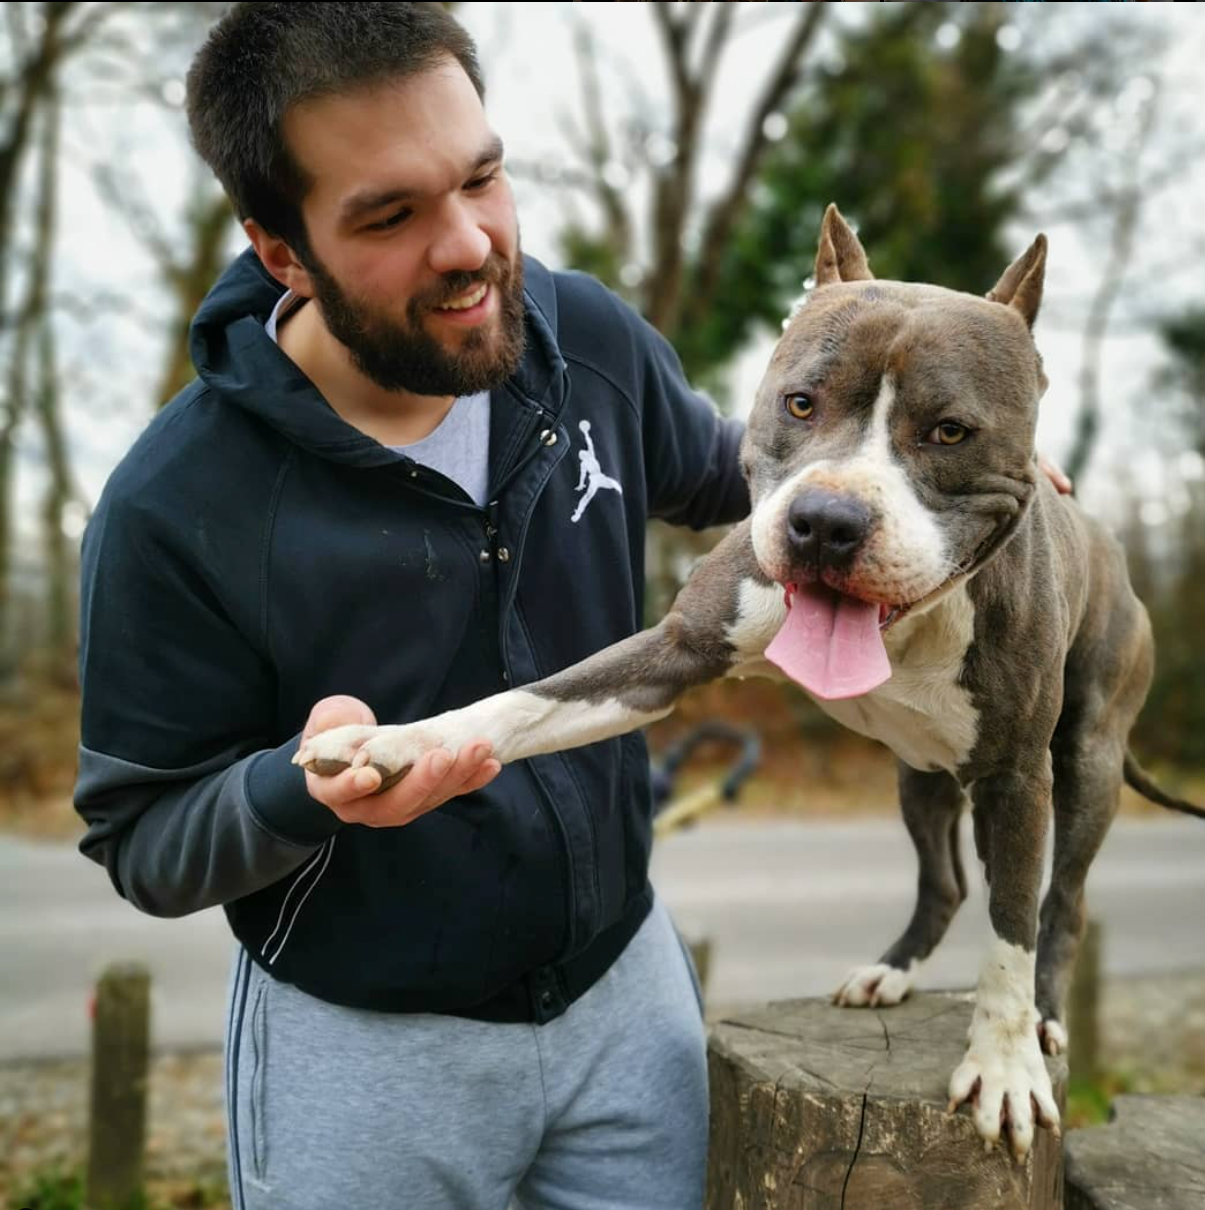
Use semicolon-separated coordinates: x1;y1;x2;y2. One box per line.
0;2;113;676
1064;80;1160;483
30;83;83;682
0;1;225;679
94;159;235;409
551;3;827;349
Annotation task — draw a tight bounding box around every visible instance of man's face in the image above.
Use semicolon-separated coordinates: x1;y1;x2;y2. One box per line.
283;60;525;396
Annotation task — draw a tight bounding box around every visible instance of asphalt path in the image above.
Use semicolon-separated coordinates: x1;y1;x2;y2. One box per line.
2;816;1202;1060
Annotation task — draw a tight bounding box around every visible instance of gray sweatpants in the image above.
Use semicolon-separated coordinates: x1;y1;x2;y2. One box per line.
225;896;708;1209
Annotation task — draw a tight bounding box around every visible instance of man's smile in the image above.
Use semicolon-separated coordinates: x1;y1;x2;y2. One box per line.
432;282;493;325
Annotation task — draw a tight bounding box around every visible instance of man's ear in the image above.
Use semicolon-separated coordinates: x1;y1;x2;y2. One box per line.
243;218;315;298
986;234;1047;329
814;203;874;286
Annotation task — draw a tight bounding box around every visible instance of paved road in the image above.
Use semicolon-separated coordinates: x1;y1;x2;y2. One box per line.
2;817;1202;1060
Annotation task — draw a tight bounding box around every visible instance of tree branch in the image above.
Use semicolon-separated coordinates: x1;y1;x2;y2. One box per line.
1065;80;1160;483
570;18;632;265
682;2;828;333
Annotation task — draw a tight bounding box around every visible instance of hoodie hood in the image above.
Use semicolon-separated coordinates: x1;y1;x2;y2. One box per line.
188;247;568;468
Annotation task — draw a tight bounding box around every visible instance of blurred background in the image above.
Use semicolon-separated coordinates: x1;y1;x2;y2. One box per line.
2;3;1203;1208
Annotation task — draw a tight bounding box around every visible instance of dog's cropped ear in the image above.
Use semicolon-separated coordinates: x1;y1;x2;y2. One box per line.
814;203;874;286
987;235;1047;329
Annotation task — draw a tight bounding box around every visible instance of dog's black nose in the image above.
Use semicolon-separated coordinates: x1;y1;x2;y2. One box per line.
787;490;872;570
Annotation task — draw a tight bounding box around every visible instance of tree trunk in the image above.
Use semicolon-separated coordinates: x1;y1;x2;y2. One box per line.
30;84;80;684
154;187;235;408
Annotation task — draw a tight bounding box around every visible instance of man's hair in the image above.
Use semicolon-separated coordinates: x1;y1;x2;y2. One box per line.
186;2;484;256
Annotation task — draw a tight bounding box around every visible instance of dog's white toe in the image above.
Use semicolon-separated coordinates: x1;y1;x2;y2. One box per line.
948;1012;1061;1162
294;724;379;771
833;961;917;1007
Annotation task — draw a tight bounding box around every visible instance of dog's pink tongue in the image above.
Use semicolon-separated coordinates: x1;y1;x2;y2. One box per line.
766;584;891;700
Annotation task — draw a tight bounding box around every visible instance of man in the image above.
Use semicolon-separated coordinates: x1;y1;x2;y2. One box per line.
73;4;747;1208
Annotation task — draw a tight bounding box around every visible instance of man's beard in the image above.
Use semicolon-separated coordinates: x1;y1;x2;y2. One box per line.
302;245;526;397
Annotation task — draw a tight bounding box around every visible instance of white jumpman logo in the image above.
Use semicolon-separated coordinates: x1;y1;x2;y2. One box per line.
571;419;623;523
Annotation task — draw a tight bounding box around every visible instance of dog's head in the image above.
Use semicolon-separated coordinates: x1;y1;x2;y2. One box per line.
745;203;1048;627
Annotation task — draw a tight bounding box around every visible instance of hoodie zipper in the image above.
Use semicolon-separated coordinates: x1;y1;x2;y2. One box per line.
486;377;588;958
392;370;586;962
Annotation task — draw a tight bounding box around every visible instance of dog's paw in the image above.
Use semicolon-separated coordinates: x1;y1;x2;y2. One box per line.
832;962;916;1008
947;1017;1060;1163
295;722;446;785
1037;1018;1068;1056
293;724;381;776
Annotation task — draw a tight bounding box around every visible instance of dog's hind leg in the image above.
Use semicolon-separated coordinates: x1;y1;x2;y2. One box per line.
1035;728;1127;1055
1037;572;1153;1054
834;764;967;1007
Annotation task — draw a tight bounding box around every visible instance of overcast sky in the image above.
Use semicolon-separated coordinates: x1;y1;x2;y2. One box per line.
14;2;1205;548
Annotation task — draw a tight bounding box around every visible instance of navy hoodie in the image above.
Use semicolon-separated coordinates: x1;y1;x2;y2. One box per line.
74;248;749;1022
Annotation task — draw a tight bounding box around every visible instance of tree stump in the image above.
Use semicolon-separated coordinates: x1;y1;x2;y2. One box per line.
1064;1094;1205;1210
707;991;1067;1210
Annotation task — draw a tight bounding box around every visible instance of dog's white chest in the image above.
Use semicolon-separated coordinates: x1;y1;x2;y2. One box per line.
814;587;980;774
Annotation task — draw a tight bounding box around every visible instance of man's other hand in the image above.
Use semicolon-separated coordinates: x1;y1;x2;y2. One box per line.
1038;454;1073;495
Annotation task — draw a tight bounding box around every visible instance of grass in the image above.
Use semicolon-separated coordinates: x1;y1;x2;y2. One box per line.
1065;1070;1137;1129
7;1170;229;1210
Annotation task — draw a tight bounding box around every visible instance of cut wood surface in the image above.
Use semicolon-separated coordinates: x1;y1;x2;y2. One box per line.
707;991;1067;1210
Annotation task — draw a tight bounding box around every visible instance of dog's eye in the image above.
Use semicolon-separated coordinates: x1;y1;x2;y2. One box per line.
784;392;814;420
928;421;969;446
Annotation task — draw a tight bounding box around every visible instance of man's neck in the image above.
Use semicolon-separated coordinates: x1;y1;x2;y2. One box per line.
278;296;456;447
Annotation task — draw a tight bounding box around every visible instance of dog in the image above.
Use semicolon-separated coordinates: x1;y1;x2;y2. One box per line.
296;204;1204;1162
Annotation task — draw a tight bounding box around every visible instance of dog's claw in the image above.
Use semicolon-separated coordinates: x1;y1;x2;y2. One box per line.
833;962;916;1008
949;1024;1058;1164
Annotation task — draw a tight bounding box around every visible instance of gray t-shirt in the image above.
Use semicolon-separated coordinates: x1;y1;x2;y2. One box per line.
267;289;491;505
389;391;490;506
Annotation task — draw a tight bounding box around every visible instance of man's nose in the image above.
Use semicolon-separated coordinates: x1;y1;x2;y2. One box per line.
786;489;872;570
427;197;491;276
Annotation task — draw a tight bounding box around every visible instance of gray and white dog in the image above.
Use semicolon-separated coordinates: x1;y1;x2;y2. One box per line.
297;205;1203;1162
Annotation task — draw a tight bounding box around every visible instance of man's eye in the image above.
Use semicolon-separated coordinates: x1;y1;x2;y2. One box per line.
366;209;412;232
465;171;498;191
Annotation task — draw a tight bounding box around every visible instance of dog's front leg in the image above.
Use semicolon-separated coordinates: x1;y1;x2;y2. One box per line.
294;524;766;787
949;766;1061;1163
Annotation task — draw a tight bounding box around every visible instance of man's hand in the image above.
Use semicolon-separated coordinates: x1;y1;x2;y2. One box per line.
299;695;501;828
1038;454;1073;495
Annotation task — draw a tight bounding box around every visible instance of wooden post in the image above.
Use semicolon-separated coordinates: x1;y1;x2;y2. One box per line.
86;962;151;1210
1068;919;1101;1085
687;937;712;1002
707;992;1067;1210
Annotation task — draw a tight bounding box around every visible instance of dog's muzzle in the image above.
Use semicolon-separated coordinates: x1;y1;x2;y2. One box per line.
786;489;872;574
